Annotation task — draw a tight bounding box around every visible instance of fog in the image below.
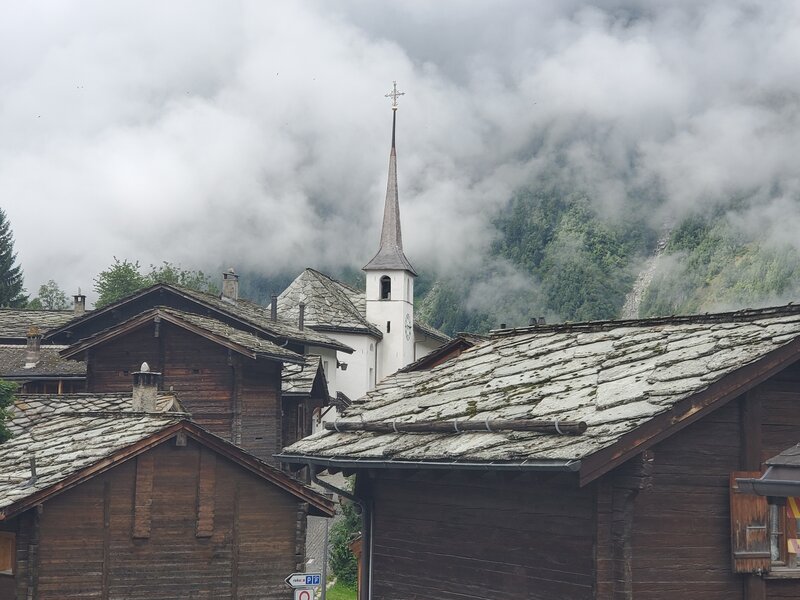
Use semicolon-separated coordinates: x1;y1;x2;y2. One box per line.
1;1;798;304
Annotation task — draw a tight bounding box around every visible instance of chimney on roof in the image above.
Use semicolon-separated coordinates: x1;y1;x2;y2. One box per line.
270;294;278;322
25;326;41;367
222;268;239;301
298;302;305;330
73;288;86;316
132;362;160;412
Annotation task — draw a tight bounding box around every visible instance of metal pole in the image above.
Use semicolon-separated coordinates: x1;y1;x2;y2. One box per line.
320;516;329;600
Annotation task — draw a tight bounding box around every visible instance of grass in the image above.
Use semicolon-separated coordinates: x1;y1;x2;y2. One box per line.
325;581;357;600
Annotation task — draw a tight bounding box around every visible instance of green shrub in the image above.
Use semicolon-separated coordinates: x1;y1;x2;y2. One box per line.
329;496;361;588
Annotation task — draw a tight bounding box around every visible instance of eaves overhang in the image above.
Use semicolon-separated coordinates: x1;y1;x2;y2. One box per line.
309;324;382;341
276;453;581;473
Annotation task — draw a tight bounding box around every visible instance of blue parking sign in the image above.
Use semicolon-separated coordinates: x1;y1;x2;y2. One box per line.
306;576;312;585
313;575;320;585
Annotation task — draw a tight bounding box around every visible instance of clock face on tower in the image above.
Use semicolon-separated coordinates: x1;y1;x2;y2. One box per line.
404;313;412;340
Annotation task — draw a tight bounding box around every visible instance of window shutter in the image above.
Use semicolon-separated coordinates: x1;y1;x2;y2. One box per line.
0;532;15;574
730;471;771;573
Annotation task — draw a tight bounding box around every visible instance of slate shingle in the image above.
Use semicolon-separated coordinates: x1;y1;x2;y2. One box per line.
283;306;800;464
0;393;185;513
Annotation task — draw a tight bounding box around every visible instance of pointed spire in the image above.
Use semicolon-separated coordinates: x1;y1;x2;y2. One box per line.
364;84;417;276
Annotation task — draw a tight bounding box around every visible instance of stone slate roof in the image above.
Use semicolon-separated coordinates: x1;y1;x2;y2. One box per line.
282;355;324;396
62;307;306;365
282;304;800;470
0;394;185;514
278;269;380;336
0;393;335;518
413;319;452;344
7;393;184;437
0;345;86;378
159;308;306;363
0;310;76;339
175;285;353;352
43;284;352;354
278;268;448;342
398;334;488;374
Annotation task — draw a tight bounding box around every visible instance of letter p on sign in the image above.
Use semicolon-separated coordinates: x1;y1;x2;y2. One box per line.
295;590;312;600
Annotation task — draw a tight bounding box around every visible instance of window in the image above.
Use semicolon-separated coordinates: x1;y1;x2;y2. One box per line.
0;532;15;575
769;497;800;568
380;276;391;300
386;321;391;333
731;471;800;575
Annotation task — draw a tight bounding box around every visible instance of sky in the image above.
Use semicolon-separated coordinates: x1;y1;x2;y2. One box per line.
1;1;799;303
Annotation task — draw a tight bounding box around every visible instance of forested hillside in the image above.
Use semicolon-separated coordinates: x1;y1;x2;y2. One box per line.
237;186;800;338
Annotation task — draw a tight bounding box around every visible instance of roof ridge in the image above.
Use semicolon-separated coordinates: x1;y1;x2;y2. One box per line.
53;411;187;419
490;302;800;338
304;268;364;296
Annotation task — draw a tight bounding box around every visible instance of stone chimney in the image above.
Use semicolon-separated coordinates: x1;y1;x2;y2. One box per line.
298;302;305;330
73;288;86;316
222;268;239;301
132;362;160;412
270;294;278;322
25;326;41;367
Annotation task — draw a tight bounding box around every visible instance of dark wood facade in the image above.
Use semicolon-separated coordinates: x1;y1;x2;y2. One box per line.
84;322;285;463
0;435;330;599
342;360;800;600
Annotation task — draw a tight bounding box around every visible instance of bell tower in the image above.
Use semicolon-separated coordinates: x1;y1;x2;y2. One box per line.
364;82;417;381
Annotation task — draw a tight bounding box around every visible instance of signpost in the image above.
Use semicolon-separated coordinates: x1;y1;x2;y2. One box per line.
285;572;322;589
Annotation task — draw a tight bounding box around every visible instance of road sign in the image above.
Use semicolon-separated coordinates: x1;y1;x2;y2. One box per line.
295;590;313;600
285;572;322;589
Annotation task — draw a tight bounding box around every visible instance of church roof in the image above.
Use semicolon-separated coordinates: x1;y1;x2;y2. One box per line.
278;269;382;337
280;303;800;485
278;268;449;343
363;111;417;275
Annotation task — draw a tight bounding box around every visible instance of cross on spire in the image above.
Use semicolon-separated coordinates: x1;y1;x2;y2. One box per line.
385;81;405;111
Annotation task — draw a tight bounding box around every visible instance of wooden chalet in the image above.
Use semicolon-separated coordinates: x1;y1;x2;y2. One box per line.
281;303;800;600
0;383;334;599
0;300;87;393
44;280;346;465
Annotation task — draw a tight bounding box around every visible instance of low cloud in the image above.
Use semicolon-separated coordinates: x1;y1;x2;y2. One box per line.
1;1;799;304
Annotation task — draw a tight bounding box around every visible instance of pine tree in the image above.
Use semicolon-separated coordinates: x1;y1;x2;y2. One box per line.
0;209;27;307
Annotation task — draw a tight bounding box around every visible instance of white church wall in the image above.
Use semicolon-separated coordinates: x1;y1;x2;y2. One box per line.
306;345;338;397
365;270;415;380
312;332;376;403
414;334;441;361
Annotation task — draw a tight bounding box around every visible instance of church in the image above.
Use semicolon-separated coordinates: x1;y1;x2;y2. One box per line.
277;84;449;405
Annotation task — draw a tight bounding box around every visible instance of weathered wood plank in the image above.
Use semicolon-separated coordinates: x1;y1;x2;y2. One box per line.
132;454;154;539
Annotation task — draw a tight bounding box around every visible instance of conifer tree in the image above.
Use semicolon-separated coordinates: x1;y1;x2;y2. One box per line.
0;209;27;307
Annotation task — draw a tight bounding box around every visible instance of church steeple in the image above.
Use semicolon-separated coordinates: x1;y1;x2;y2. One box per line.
363;82;417;276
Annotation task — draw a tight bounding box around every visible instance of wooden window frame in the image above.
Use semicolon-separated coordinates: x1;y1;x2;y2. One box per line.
767;497;800;578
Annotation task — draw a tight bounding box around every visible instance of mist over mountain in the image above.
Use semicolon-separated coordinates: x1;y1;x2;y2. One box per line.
1;2;799;327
